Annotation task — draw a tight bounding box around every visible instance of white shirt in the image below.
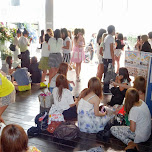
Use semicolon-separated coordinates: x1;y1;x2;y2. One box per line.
63;37;72;54
52;87;74;113
48;38;63;54
103;34;115;59
41;42;50;57
18;36;29;52
129;100;151;143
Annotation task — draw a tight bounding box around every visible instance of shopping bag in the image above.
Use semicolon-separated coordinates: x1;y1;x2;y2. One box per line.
38;92;54;108
104;63;117;84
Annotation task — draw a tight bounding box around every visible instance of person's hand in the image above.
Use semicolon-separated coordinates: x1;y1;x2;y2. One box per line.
118;75;123;80
101;111;107;116
0;116;5;124
110;81;116;86
71;81;75;86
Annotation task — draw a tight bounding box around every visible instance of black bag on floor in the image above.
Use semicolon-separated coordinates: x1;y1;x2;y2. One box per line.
27;126;40;137
35;111;48;131
53;122;79;140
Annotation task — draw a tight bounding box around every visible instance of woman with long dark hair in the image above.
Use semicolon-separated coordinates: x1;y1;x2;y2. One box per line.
61;28;72;64
48;29;63;88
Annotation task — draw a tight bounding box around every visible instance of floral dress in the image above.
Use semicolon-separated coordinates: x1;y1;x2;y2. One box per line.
28;146;41;152
77;95;113;133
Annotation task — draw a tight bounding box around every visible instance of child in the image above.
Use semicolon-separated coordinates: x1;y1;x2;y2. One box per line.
111;88;151;151
71;28;85;82
108;67;131;106
96;33;107;81
29;57;42;84
11;62;32;91
39;34;50;88
0;70;15;123
77;77;114;133
49;63;74;93
52;74;77;120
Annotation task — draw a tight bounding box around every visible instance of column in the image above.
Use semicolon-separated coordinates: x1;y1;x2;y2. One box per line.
45;0;53;30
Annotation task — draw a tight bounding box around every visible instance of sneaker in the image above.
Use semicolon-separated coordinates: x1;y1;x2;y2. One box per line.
40;82;47;88
103;90;111;95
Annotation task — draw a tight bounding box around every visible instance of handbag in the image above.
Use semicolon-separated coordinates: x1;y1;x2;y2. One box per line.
53;122;79;140
38;92;54;108
47;121;62;133
9;44;16;51
104;63;117;84
48;104;64;125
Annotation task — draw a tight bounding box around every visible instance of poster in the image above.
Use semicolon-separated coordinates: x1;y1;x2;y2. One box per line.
125;51;152;78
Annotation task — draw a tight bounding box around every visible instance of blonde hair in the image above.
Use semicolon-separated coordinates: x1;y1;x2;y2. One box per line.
47;28;54;37
101;33;108;43
141;35;148;42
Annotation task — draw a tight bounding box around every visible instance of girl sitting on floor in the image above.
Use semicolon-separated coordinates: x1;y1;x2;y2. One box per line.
108;67;131;106
77;77;114;133
110;88;151;151
49;62;74;93
29;56;42;84
1;124;40;152
52;74;77;120
11;62;32;91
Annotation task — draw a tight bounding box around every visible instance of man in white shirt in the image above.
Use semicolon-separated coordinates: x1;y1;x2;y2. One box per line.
103;25;115;94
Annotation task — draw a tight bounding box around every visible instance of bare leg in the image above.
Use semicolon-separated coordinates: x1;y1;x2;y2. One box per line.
97;63;104;81
0;105;8;123
76;63;79;78
78;63;82;76
41;70;47;82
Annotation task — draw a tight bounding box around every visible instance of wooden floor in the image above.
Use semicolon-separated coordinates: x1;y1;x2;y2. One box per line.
2;62;152;152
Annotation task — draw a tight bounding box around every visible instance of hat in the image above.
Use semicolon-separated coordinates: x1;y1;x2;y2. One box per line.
12;61;20;69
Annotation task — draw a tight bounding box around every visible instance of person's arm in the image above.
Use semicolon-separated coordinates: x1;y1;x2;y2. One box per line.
0;70;6;76
11;76;14;83
130;120;136;132
110;43;115;66
111;81;131;89
93;99;106;116
62;41;70;50
99;47;103;56
68;80;75;86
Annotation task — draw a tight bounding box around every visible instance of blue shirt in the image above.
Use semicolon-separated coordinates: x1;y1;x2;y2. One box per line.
12;68;31;86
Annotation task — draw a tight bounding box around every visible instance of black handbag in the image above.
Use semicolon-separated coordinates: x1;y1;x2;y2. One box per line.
9;44;16;51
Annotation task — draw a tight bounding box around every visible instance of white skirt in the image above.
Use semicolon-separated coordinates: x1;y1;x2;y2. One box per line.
114;49;122;57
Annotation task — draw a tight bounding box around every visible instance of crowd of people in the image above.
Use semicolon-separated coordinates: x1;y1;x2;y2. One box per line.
0;24;152;152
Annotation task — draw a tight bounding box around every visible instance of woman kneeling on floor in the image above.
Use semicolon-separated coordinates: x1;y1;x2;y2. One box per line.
77;77;114;133
52;74;78;120
110;88;151;151
1;124;40;152
11;62;31;91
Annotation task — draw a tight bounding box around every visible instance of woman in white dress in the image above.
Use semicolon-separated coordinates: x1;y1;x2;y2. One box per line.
77;77;114;133
13;29;21;62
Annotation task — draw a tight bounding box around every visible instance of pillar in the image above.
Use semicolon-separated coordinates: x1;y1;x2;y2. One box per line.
45;0;53;30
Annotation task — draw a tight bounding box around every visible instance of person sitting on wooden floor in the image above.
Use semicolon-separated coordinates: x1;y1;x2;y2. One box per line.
52;74;77;120
1;124;40;152
11;62;31;91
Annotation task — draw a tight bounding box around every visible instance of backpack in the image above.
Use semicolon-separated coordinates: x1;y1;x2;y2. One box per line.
53;122;79;140
35;111;48;130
